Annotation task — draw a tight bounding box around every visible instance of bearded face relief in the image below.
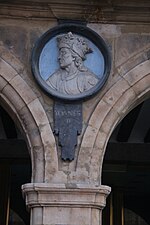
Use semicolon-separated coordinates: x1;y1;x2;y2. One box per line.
46;32;99;95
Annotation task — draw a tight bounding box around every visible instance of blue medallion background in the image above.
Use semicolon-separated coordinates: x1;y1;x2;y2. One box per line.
39;35;105;81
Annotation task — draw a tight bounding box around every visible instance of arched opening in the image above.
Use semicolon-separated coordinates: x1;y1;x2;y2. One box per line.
0;105;31;225
102;98;150;225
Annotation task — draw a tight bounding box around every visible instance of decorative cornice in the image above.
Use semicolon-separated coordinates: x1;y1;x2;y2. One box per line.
0;1;150;24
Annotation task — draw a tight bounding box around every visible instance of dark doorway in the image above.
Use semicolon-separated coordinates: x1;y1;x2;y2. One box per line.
102;98;150;225
0;105;31;225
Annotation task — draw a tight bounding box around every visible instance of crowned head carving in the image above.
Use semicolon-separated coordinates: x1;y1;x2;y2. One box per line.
57;32;92;60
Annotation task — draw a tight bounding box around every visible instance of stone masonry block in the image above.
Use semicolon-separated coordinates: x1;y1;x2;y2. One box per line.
39;123;55;148
94;131;108;150
10;75;37;105
115;34;150;67
0;26;28;64
123;60;150;86
81;100;112;148
132;74;150;97
0;44;24;74
28;98;49;126
0;57;17;81
0;75;7;91
18;105;39;133
117;51;148;77
103;78;130;106
2;83;25;111
112;88;136;116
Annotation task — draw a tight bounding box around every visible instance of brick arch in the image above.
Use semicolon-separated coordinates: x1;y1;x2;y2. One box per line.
77;58;150;185
0;45;58;182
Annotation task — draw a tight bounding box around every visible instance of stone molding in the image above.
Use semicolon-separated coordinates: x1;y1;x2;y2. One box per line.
0;1;150;24
0;43;58;183
22;183;111;224
22;183;111;209
78;57;150;184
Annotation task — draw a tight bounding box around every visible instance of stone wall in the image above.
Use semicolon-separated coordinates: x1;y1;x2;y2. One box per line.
0;16;150;225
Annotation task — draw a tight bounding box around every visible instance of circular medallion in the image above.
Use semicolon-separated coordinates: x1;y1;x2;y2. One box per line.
32;24;111;102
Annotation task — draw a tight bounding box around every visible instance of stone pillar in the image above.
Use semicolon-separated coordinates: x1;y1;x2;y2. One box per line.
22;183;111;225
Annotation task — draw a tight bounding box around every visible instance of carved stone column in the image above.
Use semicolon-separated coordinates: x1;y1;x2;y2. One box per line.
22;183;111;225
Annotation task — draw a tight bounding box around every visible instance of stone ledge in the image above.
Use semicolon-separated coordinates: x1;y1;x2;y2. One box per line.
0;1;150;24
22;183;111;209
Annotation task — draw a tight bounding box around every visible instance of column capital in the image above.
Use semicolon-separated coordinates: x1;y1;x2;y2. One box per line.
22;183;111;225
22;183;111;210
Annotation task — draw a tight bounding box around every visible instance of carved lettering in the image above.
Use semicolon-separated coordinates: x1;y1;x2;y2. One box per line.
55;109;81;117
54;102;82;161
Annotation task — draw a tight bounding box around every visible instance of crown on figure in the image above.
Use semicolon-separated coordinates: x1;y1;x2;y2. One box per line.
57;32;92;60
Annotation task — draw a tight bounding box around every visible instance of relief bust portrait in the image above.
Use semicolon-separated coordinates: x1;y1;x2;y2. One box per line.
32;24;111;101
46;32;99;95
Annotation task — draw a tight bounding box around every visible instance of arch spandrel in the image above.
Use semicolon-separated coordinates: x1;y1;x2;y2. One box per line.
0;44;58;183
1;41;150;186
77;57;150;185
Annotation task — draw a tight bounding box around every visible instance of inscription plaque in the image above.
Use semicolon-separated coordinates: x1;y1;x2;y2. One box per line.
54;102;82;160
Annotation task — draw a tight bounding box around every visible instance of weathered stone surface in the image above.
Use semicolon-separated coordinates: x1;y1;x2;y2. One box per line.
0;26;28;63
115;34;150;67
123;60;150;86
0;76;7;91
0;9;150;225
1;1;150;23
22;183;111;225
0;57;17;81
10;75;37;105
2;83;25;111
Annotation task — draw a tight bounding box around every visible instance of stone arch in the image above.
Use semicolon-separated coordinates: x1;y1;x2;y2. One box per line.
78;56;150;185
0;44;58;183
